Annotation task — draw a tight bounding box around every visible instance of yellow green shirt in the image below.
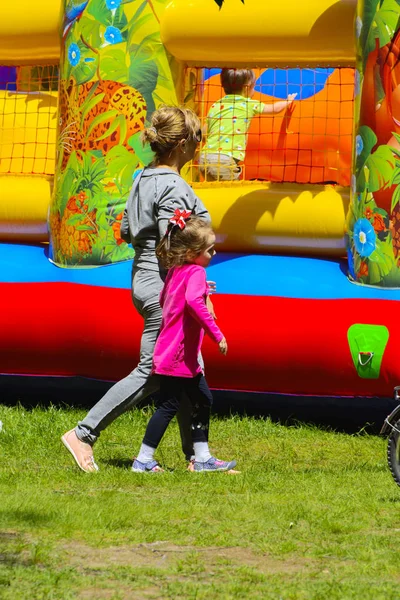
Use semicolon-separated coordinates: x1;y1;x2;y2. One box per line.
203;94;266;161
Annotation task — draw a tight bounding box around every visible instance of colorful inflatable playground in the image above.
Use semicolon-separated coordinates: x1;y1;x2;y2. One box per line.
1;0;400;414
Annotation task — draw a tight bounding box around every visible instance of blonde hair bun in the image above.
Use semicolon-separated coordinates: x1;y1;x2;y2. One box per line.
140;105;201;159
142;126;158;143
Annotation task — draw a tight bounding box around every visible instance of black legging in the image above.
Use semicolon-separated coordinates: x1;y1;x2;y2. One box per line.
143;374;212;449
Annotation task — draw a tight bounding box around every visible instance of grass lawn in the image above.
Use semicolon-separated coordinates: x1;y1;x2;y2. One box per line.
1;404;400;599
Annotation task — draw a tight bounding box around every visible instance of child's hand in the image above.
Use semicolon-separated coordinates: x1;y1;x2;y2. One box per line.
287;93;297;103
207;280;216;294
206;295;217;320
219;337;228;355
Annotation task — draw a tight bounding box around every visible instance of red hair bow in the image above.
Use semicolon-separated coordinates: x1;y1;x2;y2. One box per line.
169;209;192;230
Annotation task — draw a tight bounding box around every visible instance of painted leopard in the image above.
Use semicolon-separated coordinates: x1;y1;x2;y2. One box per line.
58;77;147;169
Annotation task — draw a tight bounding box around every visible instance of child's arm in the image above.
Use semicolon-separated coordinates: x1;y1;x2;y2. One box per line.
262;93;297;115
185;267;224;344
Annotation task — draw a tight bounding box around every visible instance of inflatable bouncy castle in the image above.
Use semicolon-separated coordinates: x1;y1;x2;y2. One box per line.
1;0;400;411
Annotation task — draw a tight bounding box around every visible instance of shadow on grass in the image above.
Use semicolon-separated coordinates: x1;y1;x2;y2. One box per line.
379;495;400;503
1;509;51;527
0;374;397;435
102;458;133;470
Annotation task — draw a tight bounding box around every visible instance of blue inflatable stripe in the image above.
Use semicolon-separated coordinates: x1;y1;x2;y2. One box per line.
2;244;400;301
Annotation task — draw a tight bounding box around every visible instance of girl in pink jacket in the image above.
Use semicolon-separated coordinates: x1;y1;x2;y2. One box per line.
132;212;237;473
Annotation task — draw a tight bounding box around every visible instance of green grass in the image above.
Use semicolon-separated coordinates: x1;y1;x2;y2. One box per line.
1;404;400;599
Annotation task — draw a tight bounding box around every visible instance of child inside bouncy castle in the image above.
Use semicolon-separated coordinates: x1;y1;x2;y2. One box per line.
198;68;297;181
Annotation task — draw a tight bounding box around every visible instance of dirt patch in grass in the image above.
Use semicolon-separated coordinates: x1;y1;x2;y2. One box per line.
63;540;307;575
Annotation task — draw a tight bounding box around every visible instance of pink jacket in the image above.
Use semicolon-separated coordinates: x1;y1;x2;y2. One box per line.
153;264;224;378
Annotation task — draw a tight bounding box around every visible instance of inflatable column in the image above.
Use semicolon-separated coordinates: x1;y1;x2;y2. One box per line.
347;0;400;286
49;0;181;267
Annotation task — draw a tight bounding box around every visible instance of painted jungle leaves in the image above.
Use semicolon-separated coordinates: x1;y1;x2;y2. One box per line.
55;0;181;265
360;0;400;64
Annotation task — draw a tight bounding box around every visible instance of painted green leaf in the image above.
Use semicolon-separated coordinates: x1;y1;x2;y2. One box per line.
131;32;161;58
374;60;386;104
94;114;120;142
80;91;105;128
367;259;382;284
391;168;400;185
128;13;152;37
360;0;397;63
126;0;148;46
106;144;140;187
75;224;96;231
128;131;154;165
369;242;393;278
85;109;118;140
60;168;78;213
113;5;128;31
87;0;113;26
365;145;395;192
79;15;102;48
129;56;158;117
356;166;367;193
356;125;378;172
66;213;88;226
374;0;400;48
99;48;128;83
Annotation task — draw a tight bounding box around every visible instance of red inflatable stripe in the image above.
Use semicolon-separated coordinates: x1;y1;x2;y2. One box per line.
0;282;398;397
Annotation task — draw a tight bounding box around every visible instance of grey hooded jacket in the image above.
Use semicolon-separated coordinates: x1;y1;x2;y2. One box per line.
120;167;210;272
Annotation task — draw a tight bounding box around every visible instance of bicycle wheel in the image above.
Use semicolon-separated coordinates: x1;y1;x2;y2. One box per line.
387;418;400;487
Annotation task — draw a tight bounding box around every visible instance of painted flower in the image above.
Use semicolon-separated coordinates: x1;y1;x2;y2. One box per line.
355;16;362;39
347;249;356;280
356;134;363;156
106;0;121;8
365;207;373;219
78;191;87;202
68;43;81;66
358;261;369;277
104;26;123;45
372;213;386;232
354;218;376;257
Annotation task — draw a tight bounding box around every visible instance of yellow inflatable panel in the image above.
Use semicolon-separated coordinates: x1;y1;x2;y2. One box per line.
0;175;50;241
194;182;348;256
0;90;57;175
0;0;62;64
161;0;356;67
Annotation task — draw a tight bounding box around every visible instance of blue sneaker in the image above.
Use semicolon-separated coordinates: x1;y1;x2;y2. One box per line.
193;456;237;472
132;459;164;473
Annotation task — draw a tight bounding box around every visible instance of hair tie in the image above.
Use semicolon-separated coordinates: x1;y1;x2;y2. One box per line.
165;209;192;250
148;126;157;136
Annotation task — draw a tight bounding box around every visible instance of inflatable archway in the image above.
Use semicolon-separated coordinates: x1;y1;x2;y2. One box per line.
1;0;400;406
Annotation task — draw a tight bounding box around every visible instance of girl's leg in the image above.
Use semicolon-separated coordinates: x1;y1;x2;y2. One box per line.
185;375;237;472
141;376;183;450
184;375;212;461
134;376;183;470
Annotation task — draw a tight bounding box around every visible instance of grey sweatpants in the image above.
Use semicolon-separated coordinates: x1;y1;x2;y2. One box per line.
75;267;194;459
